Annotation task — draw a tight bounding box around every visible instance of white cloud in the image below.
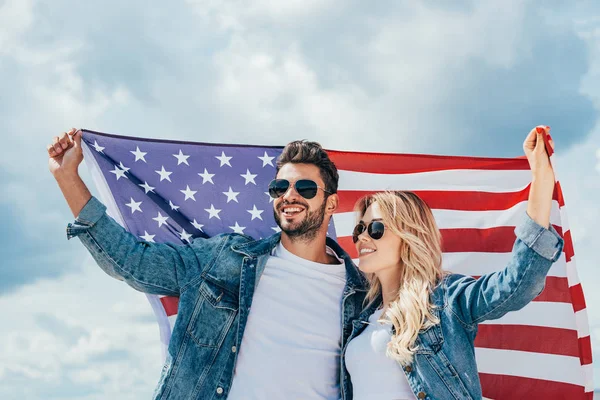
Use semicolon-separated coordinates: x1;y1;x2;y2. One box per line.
0;257;161;399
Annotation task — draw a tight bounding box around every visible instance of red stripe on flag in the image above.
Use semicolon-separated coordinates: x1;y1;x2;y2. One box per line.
327;150;530;174
579;335;593;365
475;325;580;357
555;181;566;207
160;296;179;317
479;374;587;399
569;284;587;313
441;226;562;253
563;230;575;263
338;225;564;258
470;276;572;304
336;187;547;213
533;276;572;303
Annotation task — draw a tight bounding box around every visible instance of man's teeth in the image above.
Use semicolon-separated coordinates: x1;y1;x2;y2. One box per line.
360;248;375;255
283;207;303;213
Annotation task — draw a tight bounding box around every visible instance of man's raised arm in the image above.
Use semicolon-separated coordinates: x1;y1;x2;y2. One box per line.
47;129;207;297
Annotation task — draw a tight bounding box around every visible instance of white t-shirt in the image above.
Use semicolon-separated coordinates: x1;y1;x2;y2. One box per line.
345;308;416;400
227;242;347;400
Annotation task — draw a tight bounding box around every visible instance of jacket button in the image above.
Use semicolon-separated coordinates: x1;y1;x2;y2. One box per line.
232;346;237;353
405;365;412;373
216;387;224;395
417;391;426;399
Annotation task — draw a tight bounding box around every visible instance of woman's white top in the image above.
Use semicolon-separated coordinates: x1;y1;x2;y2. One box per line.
345;308;417;400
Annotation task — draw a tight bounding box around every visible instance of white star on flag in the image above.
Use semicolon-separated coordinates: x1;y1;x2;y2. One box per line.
140;231;155;242
155;166;173;182
118;162;130;172
125;198;142;214
191;219;204;231
152;212;169;227
265;192;274;203
179;229;192;242
169;200;180;211
205;204;221;219
139;181;155;194
271;226;281;233
223;187;240;203
173;150;190;166
258;152;275;167
247;205;264;221
110;165;128;180
240;169;257;185
198;168;215;184
92;140;105;153
229;222;246;234
180;185;197;201
130;146;147;162
216;151;232;167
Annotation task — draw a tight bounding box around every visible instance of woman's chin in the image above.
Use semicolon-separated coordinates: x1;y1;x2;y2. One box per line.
357;261;377;274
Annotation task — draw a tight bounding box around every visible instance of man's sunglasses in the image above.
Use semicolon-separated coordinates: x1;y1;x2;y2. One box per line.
268;179;331;200
352;221;385;243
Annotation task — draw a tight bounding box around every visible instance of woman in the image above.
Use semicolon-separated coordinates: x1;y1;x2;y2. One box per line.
342;126;564;400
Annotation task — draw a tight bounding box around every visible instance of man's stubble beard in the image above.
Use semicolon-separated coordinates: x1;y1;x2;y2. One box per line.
274;199;328;243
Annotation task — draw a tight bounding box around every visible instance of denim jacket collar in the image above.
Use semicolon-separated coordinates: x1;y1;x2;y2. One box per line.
230;233;368;291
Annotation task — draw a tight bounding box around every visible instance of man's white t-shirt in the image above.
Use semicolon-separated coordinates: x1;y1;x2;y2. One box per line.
227;242;347;400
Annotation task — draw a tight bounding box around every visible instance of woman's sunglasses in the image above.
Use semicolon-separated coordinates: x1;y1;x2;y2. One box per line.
268;179;331;200
352;221;385;243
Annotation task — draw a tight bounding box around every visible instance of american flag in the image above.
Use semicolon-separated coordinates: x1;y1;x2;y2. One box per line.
81;129;593;399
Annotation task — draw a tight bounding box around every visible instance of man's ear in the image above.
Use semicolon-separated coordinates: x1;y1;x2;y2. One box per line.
326;193;339;215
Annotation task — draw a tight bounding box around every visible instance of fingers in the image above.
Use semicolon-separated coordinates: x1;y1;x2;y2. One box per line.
47;143;57;157
59;132;71;150
523;127;538;151
52;136;63;155
47;128;79;157
72;129;82;147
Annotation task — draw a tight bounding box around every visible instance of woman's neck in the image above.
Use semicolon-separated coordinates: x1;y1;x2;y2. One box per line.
376;265;403;309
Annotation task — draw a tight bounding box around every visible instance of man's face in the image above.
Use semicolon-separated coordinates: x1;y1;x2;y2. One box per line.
272;163;332;242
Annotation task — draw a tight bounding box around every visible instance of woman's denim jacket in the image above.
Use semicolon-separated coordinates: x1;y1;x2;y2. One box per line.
66;197;369;400
341;212;564;400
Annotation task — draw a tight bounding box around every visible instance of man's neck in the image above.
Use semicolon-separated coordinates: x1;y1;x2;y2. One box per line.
280;231;338;265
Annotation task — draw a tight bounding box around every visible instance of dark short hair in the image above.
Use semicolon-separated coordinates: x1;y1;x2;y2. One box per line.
276;140;339;194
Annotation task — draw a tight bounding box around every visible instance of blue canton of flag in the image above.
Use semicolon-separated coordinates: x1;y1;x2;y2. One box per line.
81;130;338;244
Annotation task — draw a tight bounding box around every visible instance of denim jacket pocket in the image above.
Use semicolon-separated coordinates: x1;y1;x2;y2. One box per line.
187;278;238;348
415;319;444;355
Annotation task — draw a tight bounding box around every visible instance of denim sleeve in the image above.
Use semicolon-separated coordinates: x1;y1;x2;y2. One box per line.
448;212;564;328
66;196;212;297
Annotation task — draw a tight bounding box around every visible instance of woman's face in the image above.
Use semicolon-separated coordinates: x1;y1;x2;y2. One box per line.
355;201;402;275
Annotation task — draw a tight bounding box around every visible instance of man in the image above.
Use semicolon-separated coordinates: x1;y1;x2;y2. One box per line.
48;128;368;399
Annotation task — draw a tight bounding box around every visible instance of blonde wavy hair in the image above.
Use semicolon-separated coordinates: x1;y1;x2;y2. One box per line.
355;191;446;366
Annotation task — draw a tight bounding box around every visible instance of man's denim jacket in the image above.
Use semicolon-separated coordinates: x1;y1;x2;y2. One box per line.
67;197;368;400
341;213;564;400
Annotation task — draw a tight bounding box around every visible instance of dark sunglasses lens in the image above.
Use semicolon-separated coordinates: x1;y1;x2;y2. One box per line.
295;179;318;199
368;221;385;240
268;179;290;198
352;223;366;243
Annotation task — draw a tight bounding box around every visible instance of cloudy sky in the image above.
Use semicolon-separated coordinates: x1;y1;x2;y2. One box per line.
1;0;599;398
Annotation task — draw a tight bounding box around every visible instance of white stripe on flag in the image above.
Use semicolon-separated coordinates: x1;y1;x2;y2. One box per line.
338;169;532;192
479;302;577;331
351;250;568;278
583;363;594;392
575;310;590;338
333;202;562;235
475;348;584;386
566;259;580;286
